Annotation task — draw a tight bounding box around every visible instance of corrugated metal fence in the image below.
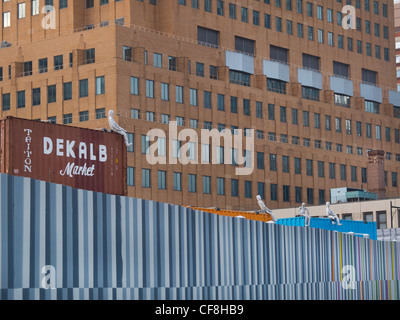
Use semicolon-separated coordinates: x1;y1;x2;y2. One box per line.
0;174;399;300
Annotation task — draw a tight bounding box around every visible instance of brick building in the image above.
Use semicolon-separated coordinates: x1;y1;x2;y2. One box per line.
0;0;399;210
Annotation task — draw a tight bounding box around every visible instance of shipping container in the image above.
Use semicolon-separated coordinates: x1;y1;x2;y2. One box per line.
276;216;377;240
0;116;127;195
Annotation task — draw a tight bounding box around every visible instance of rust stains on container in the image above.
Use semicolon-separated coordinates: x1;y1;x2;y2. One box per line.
0;116;127;195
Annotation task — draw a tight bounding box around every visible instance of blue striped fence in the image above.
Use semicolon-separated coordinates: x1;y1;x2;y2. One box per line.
0;174;399;300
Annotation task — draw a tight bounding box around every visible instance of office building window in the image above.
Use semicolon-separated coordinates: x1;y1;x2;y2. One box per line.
17;91;25;109
96;76;105;95
173;172;182;191
307;188;314;204
95;108;106;119
377;211;387;229
190;88;197;106
54;55;63;70
270;184;278;201
217;177;225;195
188;174;197;192
197;26;219;47
161;83;169;101
39;58;48;73
142;168;151;188
47;85;56;103
306;159;313;176
32;88;41;106
2;93;10;111
63;82;72;101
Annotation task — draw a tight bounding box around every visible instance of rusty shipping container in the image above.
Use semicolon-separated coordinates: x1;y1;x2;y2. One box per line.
0;116;127;195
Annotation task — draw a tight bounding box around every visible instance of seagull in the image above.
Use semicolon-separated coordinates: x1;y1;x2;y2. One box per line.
108;110;132;148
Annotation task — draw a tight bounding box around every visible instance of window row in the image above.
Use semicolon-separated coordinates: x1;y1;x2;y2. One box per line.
1;76;105;110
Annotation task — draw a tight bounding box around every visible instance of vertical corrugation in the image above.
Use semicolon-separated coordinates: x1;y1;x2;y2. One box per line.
1;173;400;299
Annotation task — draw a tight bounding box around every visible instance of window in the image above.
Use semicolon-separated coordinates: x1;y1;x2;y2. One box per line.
18;3;26;19
256;101;263;118
377;211;387;229
204;0;211;11
287;20;293;35
267;79;286;94
32;0;39;15
96;76;105;95
173;172;182;191
283;185;290;202
235;36;255;55
217;0;224;15
196;62;204;77
146;80;154;98
392;172;398;187
59;0;68;9
265;14;271;29
2;93;10;111
297;23;303;38
351;166;357;181
153;53;162;68
122;46;132;62
314;113;320;129
295;187;302;203
270;184;278;201
318;29;324;43
176;86;183;103
229;70;250;87
335;117;342;132
94;108;105;119
268;104;275;120
130;77;139;95
217;94;225;111
3;12;10;28
210;65;218;79
292;108;298;125
203;176;211;194
307;2;313;16
39;58;48;73
63;113;72;125
302;53;320;71
303;111;309;127
345;119;351;135
327;8;333;23
231;179;238;197
317;5;323;19
294;158;301;174
146;111;155;122
32;88;41;106
307;188;314;204
190;88;197;106
328;32;334;46
329;163;336;179
270;45;289;63
302;86;320;101
318;190;325;205
161;83;169;101
362;168;367;183
325;115;331;131
241;7;248;22
86;0;94;8
197;26;219;47
282;156;289;173
63;82;72;101
270;154;277;171
340;164;346;180
276;17;282;32
376;125;381;140
79;79;88;98
17;91;25;109
244;181;252;198
229;3;236;19
100;0;109;4
306;159;313;176
297;0;302;13
54;55;63;70
142;169;151;188
47;85;56;103
280;106;287;122
334;94;351;108
243;99;250;116
217;177;225;195
141;135;150;154
258;182;265;200
253;10;260;25
188;174;197;192
308;26;314;41
365;100;380;114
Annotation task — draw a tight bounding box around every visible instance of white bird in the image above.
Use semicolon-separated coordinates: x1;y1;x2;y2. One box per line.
108;110;132;148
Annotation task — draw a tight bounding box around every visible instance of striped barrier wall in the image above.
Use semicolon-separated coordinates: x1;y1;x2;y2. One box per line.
0;173;399;300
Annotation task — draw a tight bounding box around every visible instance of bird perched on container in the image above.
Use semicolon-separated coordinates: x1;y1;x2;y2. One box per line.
326;202;342;225
297;203;311;227
108;110;132;148
256;195;276;222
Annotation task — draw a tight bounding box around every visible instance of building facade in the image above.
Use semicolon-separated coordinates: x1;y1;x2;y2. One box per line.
0;0;399;210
